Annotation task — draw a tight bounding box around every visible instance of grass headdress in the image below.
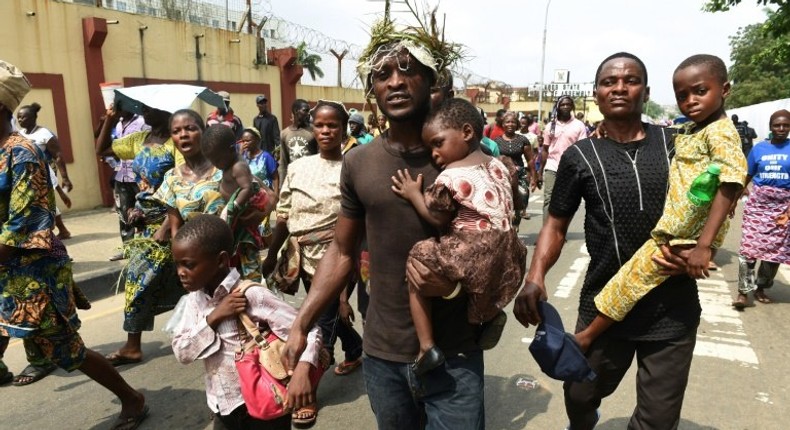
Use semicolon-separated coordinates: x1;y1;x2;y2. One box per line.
357;0;465;96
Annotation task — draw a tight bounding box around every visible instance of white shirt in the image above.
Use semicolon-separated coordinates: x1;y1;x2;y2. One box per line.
18;126;55;154
171;268;322;415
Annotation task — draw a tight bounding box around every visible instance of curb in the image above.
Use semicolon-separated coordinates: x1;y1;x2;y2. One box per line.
74;265;126;303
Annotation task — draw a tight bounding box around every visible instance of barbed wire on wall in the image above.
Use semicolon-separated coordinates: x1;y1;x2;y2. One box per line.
260;16;365;59
95;0;504;89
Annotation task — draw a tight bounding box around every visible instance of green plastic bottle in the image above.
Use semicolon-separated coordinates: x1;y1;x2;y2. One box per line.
687;164;721;206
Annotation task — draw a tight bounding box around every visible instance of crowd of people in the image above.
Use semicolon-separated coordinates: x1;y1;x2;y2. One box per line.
1;6;789;430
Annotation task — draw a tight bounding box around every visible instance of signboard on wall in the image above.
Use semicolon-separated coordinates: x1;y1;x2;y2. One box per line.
527;82;595;98
553;69;570;83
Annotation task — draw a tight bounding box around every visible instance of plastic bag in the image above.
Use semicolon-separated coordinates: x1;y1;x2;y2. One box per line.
162;295;190;338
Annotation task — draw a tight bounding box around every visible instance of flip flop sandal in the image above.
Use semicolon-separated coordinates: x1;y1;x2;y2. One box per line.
111;405;149;430
105;353;143;367
12;363;57;386
755;290;773;304
292;404;317;426
334;358;363;376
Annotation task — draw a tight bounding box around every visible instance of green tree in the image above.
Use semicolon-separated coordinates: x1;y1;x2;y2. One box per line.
725;22;790;107
295;42;324;81
704;1;790;37
643;100;666;120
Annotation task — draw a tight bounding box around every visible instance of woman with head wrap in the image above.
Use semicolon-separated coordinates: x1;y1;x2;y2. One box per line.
540;95;588;221
0;59;148;429
732;109;790;308
261;100;356;426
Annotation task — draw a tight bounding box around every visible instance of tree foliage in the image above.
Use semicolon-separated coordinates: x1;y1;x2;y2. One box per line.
643;100;666;120
725;22;790;107
704;1;790;37
295;42;324;81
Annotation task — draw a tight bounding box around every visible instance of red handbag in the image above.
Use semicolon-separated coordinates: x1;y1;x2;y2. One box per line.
234;281;325;420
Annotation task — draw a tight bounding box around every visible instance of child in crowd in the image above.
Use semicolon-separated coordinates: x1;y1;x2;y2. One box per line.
201;125;274;223
575;54;747;351
171;214;324;430
391;98;527;375
200;125;275;279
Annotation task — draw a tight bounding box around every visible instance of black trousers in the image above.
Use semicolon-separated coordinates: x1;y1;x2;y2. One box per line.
114;181;139;243
302;274;363;363
564;328;697;430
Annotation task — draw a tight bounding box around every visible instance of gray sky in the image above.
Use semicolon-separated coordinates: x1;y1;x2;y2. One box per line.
268;0;767;105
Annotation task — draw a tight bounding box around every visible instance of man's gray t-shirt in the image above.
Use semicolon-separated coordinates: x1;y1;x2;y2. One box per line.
340;135;480;363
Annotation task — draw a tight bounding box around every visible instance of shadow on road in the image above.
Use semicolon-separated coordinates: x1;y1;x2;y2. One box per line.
87;385;210;430
88;340;176;362
597;417;719;429
485;373;552;430
316;366;367;407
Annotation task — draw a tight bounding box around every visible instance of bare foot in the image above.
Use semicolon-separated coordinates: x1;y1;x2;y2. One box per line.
56;231;72;240
119;391;146;419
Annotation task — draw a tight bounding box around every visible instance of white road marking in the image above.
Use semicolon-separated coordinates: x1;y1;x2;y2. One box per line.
554;256;589;299
548;242;759;366
779;265;790;283
695;275;759;367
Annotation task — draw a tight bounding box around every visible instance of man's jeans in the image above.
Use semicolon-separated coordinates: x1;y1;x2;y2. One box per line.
363;351;485;430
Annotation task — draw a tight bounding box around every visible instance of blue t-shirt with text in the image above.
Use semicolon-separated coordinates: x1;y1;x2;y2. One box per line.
748;139;790;188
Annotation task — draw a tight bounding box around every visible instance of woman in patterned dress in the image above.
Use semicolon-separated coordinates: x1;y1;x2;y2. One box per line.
494;111;535;225
239;126;278;246
240;126;279;192
17;102;74;239
96;102;179;365
260;100;361;426
0;60;148;428
732;109;790;308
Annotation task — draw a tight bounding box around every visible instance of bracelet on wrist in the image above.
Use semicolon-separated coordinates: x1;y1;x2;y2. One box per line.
443;282;462;300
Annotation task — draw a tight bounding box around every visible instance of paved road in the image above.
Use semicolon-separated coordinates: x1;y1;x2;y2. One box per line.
3;195;788;429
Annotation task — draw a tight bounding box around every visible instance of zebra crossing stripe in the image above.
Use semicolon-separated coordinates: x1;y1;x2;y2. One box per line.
694;276;759;367
550;242;759;367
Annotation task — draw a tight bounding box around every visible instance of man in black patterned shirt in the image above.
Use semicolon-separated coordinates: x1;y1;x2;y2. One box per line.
515;52;699;430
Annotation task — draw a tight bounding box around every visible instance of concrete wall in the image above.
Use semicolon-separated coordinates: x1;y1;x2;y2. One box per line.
2;0;282;211
296;84;377;120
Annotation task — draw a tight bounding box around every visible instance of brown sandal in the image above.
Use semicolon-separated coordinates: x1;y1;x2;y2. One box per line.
754;289;773;304
334;358;362;376
292;403;317;426
732;293;749;310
